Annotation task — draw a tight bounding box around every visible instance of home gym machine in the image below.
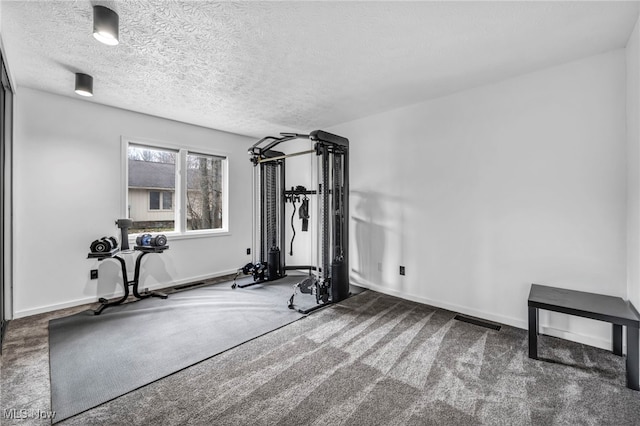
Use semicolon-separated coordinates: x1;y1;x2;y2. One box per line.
234;130;349;314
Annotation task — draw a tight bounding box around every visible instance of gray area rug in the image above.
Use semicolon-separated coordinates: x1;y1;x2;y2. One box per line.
48;275;313;423
52;289;640;425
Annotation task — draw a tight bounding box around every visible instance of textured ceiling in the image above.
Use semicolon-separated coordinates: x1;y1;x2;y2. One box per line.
2;1;639;137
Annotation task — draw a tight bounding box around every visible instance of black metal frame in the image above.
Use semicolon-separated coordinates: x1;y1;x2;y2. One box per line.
528;283;640;391
242;130;349;313
88;246;169;315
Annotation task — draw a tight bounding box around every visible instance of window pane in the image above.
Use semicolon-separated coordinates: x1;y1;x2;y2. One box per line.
149;191;160;210
162;191;172;210
128;145;176;233
186;153;224;230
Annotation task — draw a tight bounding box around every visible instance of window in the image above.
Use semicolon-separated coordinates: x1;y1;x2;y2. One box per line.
187;153;224;230
127;145;176;233
149;191;172;211
149;191;160;210
162;191;172;210
125;140;227;236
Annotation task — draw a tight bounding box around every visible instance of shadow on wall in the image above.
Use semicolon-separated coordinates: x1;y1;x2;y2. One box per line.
93;260;121;298
351;190;387;288
139;254;173;290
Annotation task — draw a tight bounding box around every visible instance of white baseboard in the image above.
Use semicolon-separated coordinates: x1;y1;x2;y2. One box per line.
13;269;238;319
351;277;525;329
350;276;618;352
137;269;238;292
538;325;614;352
14;296;100;319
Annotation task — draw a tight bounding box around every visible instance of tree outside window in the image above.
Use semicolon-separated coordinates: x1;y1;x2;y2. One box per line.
186;153;223;230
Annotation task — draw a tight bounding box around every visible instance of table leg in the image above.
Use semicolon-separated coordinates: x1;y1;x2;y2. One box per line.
613;324;623;356
528;306;538;359
132;251;150;299
132;251;168;300
93;256;130;315
627;326;639;391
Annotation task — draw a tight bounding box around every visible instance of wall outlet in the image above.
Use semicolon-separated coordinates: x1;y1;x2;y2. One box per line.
90;269;98;280
399;266;405;276
246;248;251;255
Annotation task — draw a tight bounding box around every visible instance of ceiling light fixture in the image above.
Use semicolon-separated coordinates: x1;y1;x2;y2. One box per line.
74;73;94;97
93;5;119;46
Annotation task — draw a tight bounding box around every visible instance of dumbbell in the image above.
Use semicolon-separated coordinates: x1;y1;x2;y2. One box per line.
136;233;152;247
90;239;109;253
150;234;167;247
90;236;118;253
105;236;118;250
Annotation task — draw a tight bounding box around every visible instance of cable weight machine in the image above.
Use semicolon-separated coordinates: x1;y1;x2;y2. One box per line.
234;130;349;314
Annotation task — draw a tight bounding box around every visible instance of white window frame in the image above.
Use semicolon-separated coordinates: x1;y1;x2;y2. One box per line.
122;136;230;240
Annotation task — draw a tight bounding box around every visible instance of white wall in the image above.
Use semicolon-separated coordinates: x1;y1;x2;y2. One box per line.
331;49;628;349
13;88;254;317
627;15;640;316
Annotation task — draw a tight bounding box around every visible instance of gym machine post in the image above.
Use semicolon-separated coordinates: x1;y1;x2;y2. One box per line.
234;130;349;314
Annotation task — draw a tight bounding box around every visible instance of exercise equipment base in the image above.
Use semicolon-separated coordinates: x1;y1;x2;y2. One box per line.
232;274;287;289
288;290;356;314
290;301;331;315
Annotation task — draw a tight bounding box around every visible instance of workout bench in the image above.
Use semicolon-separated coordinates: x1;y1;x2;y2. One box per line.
528;283;640;391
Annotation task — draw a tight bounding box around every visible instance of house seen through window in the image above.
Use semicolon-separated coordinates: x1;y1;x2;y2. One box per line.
128;145;176;233
127;143;226;234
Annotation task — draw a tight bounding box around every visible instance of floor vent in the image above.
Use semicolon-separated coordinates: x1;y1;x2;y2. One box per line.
454;314;501;331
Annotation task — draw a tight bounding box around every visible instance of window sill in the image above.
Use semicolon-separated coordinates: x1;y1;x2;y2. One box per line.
128;229;230;244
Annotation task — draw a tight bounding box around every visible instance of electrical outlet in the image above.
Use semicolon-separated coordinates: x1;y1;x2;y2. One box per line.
246;248;251;255
90;269;98;280
399;266;405;276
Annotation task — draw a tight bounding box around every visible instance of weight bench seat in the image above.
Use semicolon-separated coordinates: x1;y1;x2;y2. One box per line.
528;284;640;391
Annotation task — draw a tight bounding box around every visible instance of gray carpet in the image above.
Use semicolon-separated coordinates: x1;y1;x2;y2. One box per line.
3;286;638;425
48;274;314;423
52;289;640;425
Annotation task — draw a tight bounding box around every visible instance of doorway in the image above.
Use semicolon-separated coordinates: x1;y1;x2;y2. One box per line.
1;49;14;349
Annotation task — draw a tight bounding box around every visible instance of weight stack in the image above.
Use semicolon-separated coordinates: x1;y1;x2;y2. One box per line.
267;247;281;280
331;260;349;303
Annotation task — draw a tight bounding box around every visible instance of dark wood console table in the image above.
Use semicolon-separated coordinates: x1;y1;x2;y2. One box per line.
528;283;640;390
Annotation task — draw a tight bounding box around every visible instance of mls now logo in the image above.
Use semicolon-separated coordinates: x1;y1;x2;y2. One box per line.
3;408;56;419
